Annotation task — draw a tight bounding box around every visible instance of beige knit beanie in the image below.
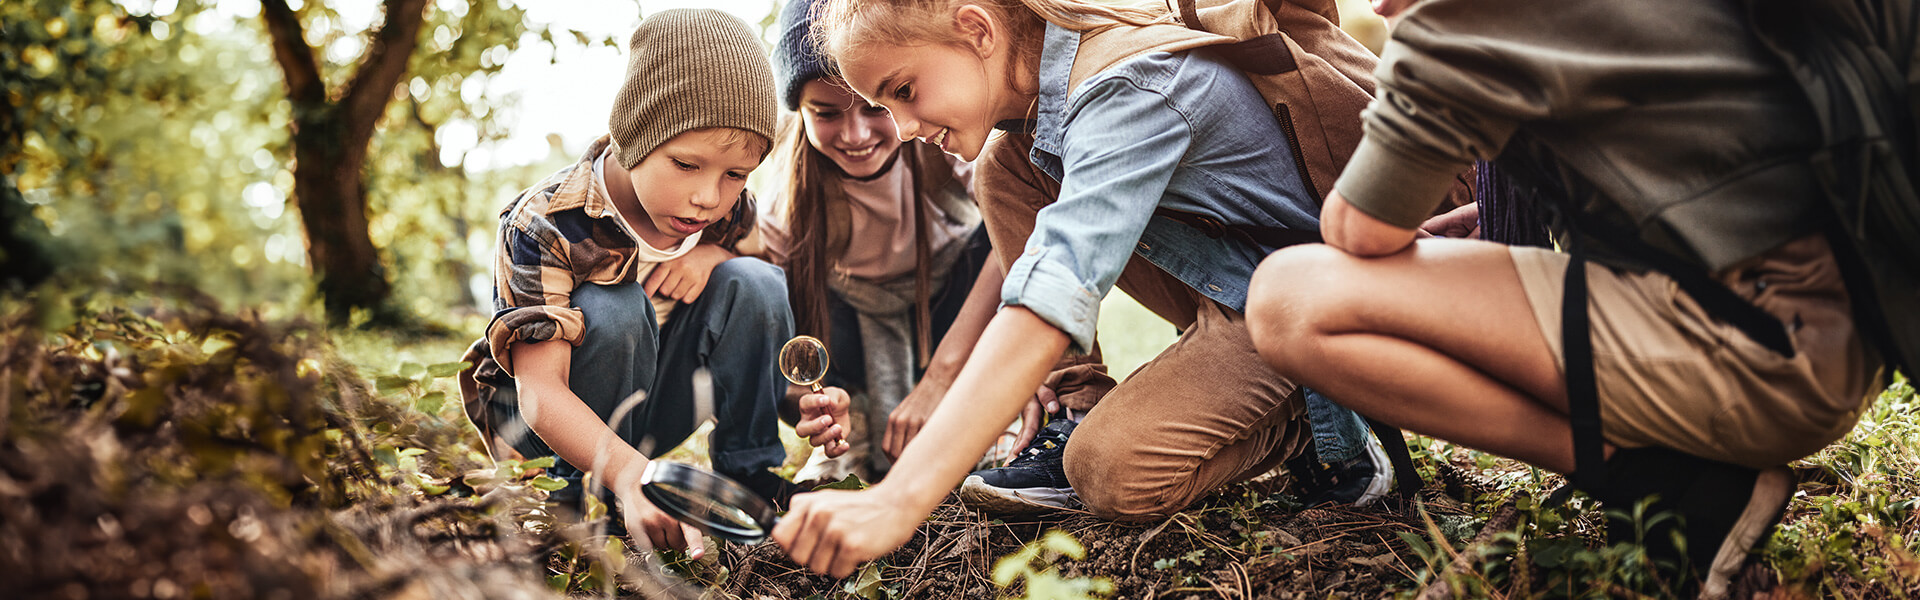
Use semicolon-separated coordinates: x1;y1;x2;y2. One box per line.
608;9;778;170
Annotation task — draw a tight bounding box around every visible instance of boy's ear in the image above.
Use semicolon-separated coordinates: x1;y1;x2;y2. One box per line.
953;5;997;58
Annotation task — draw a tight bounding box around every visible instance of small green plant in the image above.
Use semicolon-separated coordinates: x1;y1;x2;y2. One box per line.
992;529;1115;600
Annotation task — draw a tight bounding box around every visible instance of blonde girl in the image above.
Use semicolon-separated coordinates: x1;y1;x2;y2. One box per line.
774;0;1385;576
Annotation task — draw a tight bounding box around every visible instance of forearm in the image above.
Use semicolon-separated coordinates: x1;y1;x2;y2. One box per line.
519;378;651;493
875;307;1068;510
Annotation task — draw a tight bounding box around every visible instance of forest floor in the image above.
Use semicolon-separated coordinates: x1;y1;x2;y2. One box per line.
5;291;1918;599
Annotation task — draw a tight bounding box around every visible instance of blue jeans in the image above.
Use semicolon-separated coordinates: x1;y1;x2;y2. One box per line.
1305;389;1367;463
490;258;793;503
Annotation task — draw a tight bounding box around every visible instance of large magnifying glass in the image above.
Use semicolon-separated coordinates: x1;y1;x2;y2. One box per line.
637;336;833;544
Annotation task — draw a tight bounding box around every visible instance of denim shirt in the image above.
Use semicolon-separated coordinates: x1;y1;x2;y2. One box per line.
1003;23;1320;353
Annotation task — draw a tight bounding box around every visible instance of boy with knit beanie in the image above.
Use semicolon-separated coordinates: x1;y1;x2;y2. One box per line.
460;9;798;558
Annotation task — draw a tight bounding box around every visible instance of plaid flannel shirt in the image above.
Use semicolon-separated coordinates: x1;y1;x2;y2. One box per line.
481;139;698;376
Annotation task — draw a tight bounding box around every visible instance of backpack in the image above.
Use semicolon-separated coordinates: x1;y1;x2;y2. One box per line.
1550;0;1919;496
1070;0;1376;202
1746;0;1919;375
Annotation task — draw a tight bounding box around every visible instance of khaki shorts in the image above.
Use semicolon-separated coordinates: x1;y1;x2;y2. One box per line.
1511;234;1885;468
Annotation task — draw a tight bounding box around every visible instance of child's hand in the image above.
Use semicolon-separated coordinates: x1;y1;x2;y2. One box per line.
1420;203;1480;239
620;482;707;559
1008;384;1061;452
794;386;853;457
884;374;950;460
773;486;924;578
646;244;735;302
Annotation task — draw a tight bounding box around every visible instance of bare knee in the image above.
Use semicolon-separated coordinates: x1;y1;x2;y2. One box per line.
1248;245;1352;367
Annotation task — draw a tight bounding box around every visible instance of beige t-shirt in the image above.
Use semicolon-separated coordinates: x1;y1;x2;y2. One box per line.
592;149;699;325
759;155;975;281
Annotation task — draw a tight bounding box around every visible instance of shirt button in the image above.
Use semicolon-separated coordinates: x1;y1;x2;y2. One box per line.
1207;283;1222;292
1137;242;1150;251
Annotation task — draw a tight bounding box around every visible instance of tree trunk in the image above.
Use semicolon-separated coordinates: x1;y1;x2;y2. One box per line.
291;118;390;319
262;0;428;322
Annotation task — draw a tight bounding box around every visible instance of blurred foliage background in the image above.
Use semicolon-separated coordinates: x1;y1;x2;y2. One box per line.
2;0;614;327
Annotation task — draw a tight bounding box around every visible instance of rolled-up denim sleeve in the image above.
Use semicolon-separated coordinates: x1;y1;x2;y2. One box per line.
1002;78;1191;354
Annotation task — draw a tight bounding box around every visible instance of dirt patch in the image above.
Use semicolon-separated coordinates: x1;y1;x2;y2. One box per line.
682;480;1484;599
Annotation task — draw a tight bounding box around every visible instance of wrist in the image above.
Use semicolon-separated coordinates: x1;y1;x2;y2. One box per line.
870;468;952;514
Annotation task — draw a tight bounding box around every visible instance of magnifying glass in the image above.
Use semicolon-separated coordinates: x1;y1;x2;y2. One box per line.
635;336;835;544
639;460;781;544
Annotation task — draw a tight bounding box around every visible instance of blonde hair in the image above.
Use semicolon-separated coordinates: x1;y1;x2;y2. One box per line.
813;0;1173;86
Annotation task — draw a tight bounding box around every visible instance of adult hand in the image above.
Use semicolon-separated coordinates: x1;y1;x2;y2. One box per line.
884;373;950;461
1321;192;1418;257
795;386;853;457
1420;203;1481;239
773;487;926;578
646;244;735;302
621;484;706;559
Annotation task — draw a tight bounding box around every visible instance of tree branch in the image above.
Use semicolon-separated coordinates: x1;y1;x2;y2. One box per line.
340;0;431;146
260;0;324;107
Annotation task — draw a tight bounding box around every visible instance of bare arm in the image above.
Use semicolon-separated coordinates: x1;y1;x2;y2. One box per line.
511;340;705;557
774;306;1069;577
883;258;1006;459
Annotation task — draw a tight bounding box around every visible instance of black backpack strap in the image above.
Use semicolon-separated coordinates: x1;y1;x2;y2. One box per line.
1561;222;1608;494
1364;416;1425;499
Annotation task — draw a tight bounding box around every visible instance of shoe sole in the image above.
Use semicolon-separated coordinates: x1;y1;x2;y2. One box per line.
1700;466;1793;600
1353;432;1395;507
957;475;1078;516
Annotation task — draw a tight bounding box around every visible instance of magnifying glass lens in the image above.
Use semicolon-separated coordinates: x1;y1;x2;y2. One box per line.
640;462;781;544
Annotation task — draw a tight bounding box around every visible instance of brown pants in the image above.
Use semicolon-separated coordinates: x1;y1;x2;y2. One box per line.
978;133;1312;520
1513;234;1885;468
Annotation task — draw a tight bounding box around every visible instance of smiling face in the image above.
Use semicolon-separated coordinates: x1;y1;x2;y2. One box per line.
799;78;904;177
622;128;766;248
839;40;1000;161
833;5;1034;162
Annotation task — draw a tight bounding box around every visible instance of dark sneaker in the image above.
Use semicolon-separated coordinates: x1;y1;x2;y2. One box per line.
958;418;1078;515
1286;431;1393;507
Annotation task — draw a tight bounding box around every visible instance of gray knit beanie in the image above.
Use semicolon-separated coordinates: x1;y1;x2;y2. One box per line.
774;0;830;110
608;9;778;170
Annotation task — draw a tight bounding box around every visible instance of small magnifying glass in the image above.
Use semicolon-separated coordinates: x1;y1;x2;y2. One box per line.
780;335;829;392
636;336;835;544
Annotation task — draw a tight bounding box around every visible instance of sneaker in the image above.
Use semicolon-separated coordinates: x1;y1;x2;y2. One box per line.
957;418;1078;515
1286;432;1393;507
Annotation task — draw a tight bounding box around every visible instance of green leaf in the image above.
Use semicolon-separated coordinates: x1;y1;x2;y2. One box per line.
585;494;608;521
531;475;568;491
399;361;427;380
427;361;469;378
374;375;412;394
520;456;556;470
415;391;446;415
